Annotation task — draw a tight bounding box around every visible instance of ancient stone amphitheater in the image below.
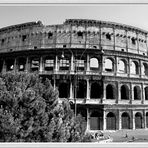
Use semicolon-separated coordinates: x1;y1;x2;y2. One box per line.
0;19;148;131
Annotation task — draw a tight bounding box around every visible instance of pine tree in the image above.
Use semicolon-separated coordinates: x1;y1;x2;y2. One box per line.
0;72;91;142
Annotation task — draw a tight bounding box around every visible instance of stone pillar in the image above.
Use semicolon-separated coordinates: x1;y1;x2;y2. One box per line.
143;110;146;129
86;54;90;72
132;111;135;130
39;56;43;73
55;55;58;72
70;81;73;99
102;83;106;103
71;53;74;72
103;109;106;130
116;82;120;104
128;59;131;78
86;79;90;99
118;111;122;130
114;56;117;76
2;60;6;73
86;108;90;131
14;58;17;72
25;57;29;72
142;83;145;104
139;60;142;78
130;83;133;104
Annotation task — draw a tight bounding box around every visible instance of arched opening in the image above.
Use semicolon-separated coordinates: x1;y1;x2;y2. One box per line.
143;63;148;76
134;86;141;100
106;112;116;130
91;82;102;99
105;58;114;72
59;82;70;98
131;61;139;74
121;85;129;100
6;58;14;71
121;112;130;129
145;87;148;100
90;111;103;130
135;112;142;129
76;80;86;99
118;60;127;73
17;57;26;71
44;57;54;71
90;58;99;70
106;84;115;99
146;112;148;128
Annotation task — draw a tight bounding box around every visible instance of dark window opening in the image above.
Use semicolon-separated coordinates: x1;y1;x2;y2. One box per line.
106;112;116;130
121;85;129;100
59;59;69;71
143;63;148;76
22;35;27;42
34;46;37;49
146;113;148;128
93;46;97;49
77;31;83;38
1;39;5;45
44;59;54;71
63;44;66;48
106;33;111;40
48;32;53;39
131;38;136;45
106;84;115;99
6;59;14;71
145;87;148;100
134;86;141;100
59;82;69;98
122;112;130;129
31;58;39;72
135;113;142;129
76;80;86;99
91;82;102;99
90;111;103;130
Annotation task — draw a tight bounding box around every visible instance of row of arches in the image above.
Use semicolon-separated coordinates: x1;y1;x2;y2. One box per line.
1;56;148;76
58;81;102;99
104;58;148;76
90;111;148;130
58;81;148;101
106;84;148;100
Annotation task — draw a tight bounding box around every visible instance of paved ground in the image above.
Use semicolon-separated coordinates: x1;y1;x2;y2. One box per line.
102;129;148;142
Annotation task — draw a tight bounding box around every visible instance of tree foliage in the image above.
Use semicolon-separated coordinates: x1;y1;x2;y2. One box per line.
0;72;91;142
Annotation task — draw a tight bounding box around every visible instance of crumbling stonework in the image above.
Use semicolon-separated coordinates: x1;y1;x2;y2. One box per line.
0;19;148;131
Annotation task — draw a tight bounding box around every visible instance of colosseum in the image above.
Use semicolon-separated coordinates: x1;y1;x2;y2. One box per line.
0;19;148;132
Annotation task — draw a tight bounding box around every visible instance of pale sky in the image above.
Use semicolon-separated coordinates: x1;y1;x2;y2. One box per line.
0;4;148;31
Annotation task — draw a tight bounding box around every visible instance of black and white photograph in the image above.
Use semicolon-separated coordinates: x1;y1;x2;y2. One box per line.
1;1;148;147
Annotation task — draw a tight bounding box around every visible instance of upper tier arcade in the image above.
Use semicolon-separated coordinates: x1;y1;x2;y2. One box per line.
0;19;147;56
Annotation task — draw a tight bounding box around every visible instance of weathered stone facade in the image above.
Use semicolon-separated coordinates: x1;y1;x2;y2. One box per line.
0;19;148;131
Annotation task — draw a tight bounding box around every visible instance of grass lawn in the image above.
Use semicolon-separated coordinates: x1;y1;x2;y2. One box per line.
102;129;148;143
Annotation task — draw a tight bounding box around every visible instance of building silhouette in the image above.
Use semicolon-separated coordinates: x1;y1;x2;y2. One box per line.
0;19;148;131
